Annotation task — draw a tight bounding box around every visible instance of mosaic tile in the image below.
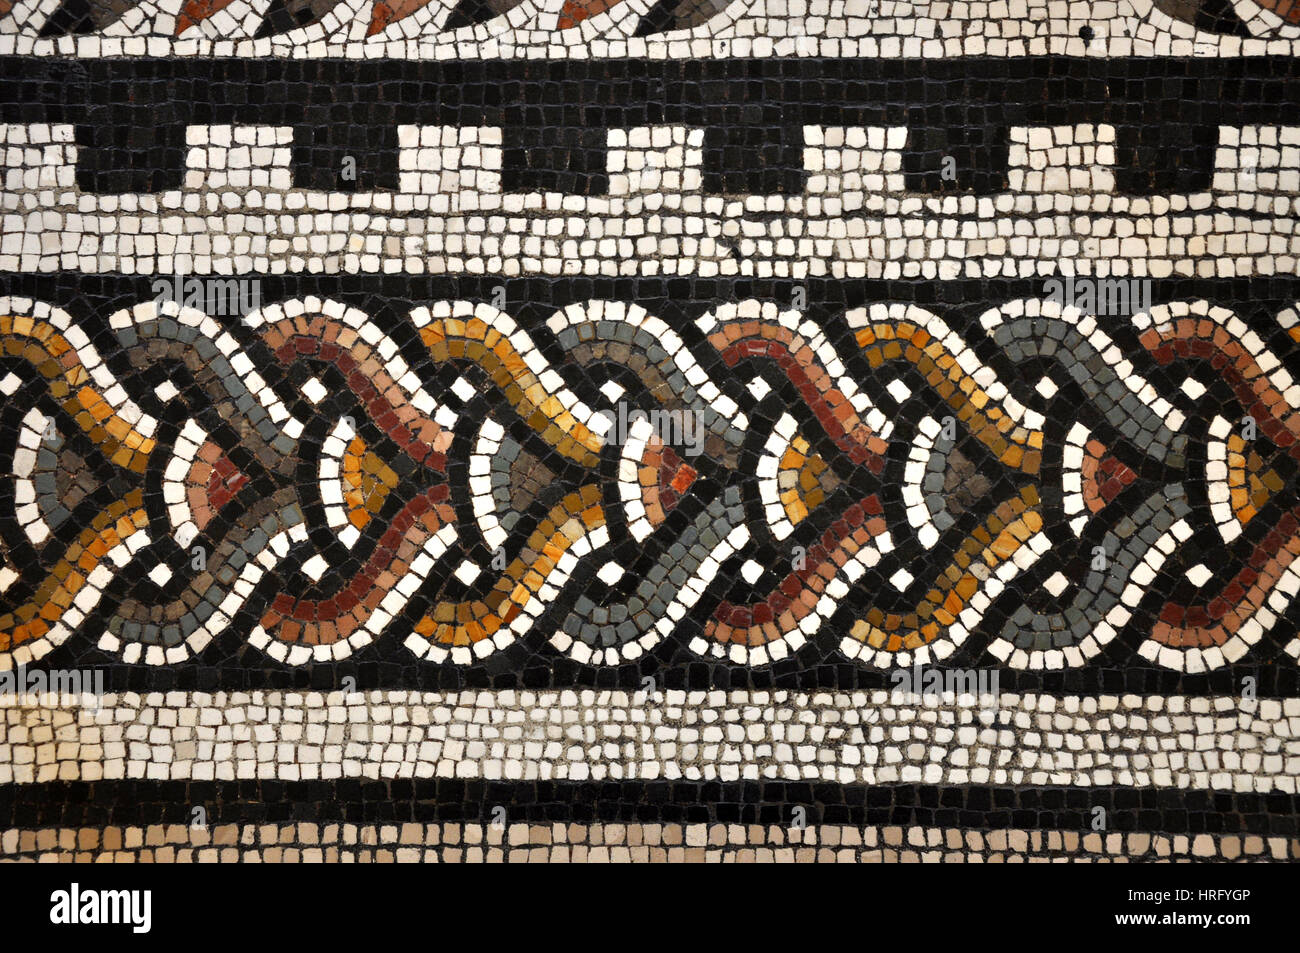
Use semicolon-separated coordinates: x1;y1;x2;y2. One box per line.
4;822;1296;862
1;0;1299;871
7;0;1300;57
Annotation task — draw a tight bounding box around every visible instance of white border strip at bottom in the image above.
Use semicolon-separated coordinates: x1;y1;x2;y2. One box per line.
2;689;1296;791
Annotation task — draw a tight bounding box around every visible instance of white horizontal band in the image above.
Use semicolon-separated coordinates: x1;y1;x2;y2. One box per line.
3;689;1296;791
1;0;1298;60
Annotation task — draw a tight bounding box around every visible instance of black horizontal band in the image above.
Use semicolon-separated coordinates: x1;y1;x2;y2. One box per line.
4;779;1297;835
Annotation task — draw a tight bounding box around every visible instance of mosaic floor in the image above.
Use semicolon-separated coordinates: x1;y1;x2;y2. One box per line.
1;0;1299;866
